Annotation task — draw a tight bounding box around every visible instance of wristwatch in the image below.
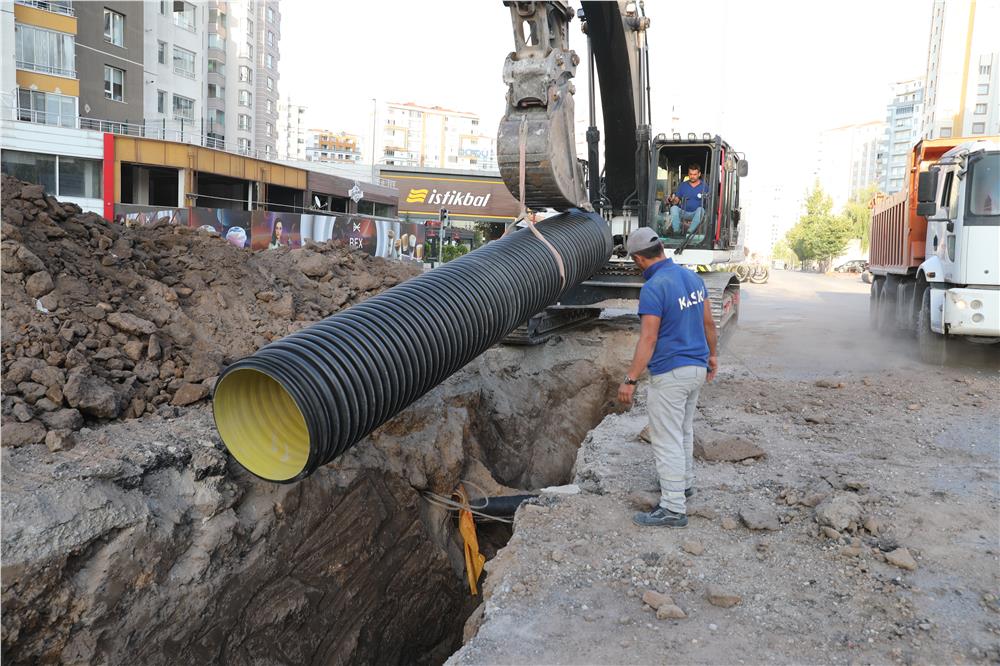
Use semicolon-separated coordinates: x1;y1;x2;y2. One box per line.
623;375;638;385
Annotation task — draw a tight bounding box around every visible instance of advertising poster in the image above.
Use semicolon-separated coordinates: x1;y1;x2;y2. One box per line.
189;208;252;249
327;216;379;254
114;205;188;228
300;214;337;244
250;211;302;251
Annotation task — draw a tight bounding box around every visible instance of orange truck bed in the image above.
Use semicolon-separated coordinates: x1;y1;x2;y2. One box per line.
869;138;961;275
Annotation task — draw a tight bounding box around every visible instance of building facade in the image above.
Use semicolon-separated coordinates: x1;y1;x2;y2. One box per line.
380;101;497;171
813;120;885;209
143;0;206;137
922;0;1000;139
306;129;362;164
878;79;925;193
277;96;306;160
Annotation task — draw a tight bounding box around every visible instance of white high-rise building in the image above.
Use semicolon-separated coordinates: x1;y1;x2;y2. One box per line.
277;96;306;160
380;101;497;171
878;78;924;193
813;120;885;208
143;1;207;135
922;0;1000;139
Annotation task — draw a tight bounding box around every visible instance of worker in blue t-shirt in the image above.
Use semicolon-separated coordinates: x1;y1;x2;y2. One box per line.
668;164;707;235
618;227;719;528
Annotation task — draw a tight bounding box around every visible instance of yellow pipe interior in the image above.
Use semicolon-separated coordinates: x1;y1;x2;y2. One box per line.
213;368;310;482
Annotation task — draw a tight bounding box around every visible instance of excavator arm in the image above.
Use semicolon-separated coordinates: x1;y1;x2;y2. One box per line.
497;1;649;217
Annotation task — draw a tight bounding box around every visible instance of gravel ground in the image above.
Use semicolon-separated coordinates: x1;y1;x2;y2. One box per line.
451;271;1000;665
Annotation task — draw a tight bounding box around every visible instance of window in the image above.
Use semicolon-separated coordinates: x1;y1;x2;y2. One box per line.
209;8;226;27
239;90;252;107
16;89;75;127
266;99;272;114
238;138;251;153
103;9;124;47
172;94;194;120
975;103;988;115
266;76;273;91
978;84;990;95
246;19;254;37
208;83;224;98
14;24;75;78
173;46;195;78
57;156;102;198
940;127;953;138
238;114;251;130
265;122;272;137
267;6;274;22
267;30;274;46
971;122;986;134
160;0;167;14
157;89;166;113
266;53;273;69
157;40;166;64
981;65;992;76
1;150;56;192
208;33;225;50
208;59;224;76
969;153;999;216
239;65;252;82
173;1;196;31
211;109;225;128
104;65;124;101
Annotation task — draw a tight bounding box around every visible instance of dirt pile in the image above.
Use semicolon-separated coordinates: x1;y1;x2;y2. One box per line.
1;174;421;448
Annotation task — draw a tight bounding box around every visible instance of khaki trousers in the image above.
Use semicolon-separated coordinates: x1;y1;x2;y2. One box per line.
647;365;706;514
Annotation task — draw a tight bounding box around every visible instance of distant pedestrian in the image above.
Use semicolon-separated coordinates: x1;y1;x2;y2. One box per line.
618;228;718;528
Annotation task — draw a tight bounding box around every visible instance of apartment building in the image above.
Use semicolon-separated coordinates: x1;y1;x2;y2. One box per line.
380;101;497;171
922;0;1000;139
277;96;306;160
306;129;362;164
813;120;885;208
877;79;924;193
144;0;206;134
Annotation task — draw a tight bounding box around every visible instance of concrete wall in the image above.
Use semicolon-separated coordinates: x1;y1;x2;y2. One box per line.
75;1;144;123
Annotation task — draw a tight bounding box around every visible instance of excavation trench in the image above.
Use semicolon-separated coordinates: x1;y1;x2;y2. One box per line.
0;321;635;665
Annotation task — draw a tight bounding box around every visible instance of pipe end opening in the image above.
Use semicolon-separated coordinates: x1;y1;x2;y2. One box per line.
213;368;310;482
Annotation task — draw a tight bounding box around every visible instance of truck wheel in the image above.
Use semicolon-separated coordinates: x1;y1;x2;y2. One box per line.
735;264;750;282
878;278;897;333
917;288;948;365
749;265;769;284
861;270;872;284
869;279;881;330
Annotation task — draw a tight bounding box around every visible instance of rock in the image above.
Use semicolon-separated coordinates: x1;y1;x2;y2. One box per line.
133;360;159;382
183;353;222;383
106;312;157;336
863;515;881;536
885;548;918;571
45;429;75;452
821;526;841;540
681;540;705;556
24;270;54;298
17;382;48;403
642;590;674;610
706;585;742;608
627;490;660;511
38;408;84;431
814;379;845;389
147;335;162;360
63;366;120;418
739;505;780;531
907;403;920;411
297;251;333;278
800;491;829;507
693;434;765;462
30;366;65;389
656;604;687;620
721;515;738;530
190;446;227;480
637;424;651;443
267;293;295;319
11;402;33;423
815;493;863;532
16;245;46;273
2;420;47;447
171;382;210;406
687;505;718;520
549;550;566;563
840;545;862;558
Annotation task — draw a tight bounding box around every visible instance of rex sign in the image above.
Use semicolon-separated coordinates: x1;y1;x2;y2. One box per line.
388;171;521;220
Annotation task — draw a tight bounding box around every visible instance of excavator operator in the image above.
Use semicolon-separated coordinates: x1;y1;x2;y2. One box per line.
668;164;706;235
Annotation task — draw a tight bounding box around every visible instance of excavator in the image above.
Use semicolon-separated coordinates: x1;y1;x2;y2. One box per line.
497;0;748;342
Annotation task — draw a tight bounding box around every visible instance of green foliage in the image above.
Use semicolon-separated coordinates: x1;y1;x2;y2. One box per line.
441;243;469;263
842;185;877;251
785;181;853;265
771;239;798;267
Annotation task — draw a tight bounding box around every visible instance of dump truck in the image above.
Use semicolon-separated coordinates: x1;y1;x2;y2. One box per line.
869;137;1000;363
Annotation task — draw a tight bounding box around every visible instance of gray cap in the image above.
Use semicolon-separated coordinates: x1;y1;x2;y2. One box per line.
625;227;662;256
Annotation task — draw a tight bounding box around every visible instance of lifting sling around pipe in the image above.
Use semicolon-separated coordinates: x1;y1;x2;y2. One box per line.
212;209;612;482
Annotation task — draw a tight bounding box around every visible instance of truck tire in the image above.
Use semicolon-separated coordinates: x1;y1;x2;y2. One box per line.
878;277;897;333
749;265;770;284
734;264;750;282
918;288;948;365
869;279;881;330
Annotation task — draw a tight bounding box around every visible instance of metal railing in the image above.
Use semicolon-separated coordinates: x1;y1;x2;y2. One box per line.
15;0;74;16
15;60;76;79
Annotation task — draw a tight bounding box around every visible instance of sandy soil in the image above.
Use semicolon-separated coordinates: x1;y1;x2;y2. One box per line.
451;270;1000;665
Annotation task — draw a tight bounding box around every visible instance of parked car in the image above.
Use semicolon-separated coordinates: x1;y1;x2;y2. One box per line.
834;259;869;273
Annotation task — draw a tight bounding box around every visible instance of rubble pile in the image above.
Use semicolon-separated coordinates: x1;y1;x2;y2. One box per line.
1;174;421;449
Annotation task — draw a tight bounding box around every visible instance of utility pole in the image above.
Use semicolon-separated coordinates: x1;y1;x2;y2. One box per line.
438;208;448;264
370;98;377;184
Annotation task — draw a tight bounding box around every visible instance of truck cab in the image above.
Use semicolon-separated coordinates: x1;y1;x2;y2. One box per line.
917;140;1000;342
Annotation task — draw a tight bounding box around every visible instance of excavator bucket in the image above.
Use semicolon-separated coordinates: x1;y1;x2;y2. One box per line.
498;1;589;211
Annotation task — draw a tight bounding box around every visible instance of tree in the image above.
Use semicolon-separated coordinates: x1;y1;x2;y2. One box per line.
441;243;469;263
842;184;877;251
785;181;853;269
772;239;798;268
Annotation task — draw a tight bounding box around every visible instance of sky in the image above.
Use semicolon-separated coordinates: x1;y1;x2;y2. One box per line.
280;0;933;243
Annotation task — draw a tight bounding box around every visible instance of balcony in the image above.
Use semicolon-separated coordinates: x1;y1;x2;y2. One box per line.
15;0;74;16
15;60;76;79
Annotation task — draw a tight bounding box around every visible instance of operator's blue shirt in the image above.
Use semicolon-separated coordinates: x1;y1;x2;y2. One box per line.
637;258;710;375
675;180;706;213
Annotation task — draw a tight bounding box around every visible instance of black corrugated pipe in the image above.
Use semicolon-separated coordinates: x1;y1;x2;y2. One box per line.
212;209;612;482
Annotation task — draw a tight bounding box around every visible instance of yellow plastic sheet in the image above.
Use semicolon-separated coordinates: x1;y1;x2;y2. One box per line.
456;485;486;596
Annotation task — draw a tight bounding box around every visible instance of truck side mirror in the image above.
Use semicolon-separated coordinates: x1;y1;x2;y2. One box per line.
917;170;938;203
737;160;749;177
916;201;937;217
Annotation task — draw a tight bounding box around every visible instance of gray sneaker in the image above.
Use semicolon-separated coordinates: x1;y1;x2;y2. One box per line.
685;487;695;499
632;506;689;528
